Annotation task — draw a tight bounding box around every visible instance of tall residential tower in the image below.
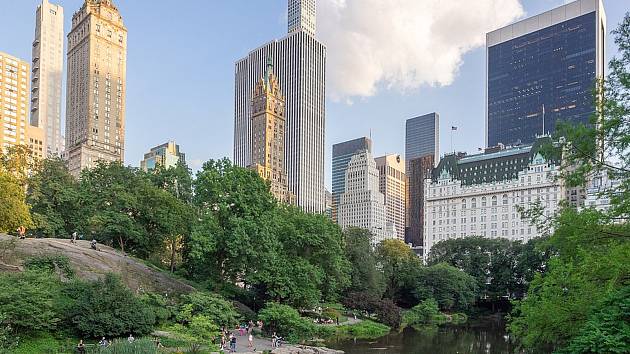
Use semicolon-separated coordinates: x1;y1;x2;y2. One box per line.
0;53;31;152
486;0;606;147
65;0;127;176
234;0;326;213
31;0;64;157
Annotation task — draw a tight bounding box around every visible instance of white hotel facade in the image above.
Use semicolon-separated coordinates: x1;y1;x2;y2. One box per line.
423;139;564;260
234;0;326;213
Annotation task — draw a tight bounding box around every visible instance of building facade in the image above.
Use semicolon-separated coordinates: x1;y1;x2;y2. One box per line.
405;113;439;170
423;139;563;260
234;0;326;213
288;0;316;36
248;59;294;204
405;113;440;247
486;0;606;147
406;154;434;248
339;151;393;245
0;52;31;153
375;154;406;241
31;0;64;157
331;137;372;222
65;0;127;176
140;141;185;171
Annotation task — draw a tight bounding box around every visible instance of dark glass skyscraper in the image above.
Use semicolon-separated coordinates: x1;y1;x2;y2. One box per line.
404;112;439;248
486;0;606;147
405;113;439;170
331;137;372;222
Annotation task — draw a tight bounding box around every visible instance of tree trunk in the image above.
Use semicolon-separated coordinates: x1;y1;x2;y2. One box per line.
170;237;176;272
119;236;125;253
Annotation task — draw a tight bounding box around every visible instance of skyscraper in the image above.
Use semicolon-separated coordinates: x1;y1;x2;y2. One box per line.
31;0;64;157
248;59;294;204
288;0;316;36
486;0;606;147
331;137;372;222
234;0;326;213
0;52;31;152
406;154;434;247
338;150;393;245
405;113;440;168
65;0;127;176
375;154;406;241
140;141;185;171
405;113;439;247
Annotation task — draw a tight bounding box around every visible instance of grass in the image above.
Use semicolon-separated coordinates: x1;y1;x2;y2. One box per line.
332;320;391;340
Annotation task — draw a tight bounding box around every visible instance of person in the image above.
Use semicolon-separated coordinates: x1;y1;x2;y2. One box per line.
128;334;135;343
91;239;98;250
248;320;254;333
272;332;278;348
71;232;78;244
17;226;26;239
248;333;254;348
77;340;86;354
336;316;340;326
229;334;237;352
99;337;108;347
155;338;163;348
220;334;226;350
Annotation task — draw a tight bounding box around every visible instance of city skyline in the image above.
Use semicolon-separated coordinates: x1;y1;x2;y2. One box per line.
0;0;625;188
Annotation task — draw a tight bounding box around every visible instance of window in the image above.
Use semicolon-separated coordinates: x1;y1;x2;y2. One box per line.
492;196;497;206
481;197;487;207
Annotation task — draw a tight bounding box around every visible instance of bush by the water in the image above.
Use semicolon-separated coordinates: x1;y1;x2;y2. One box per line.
258;303;315;342
404;299;447;326
337;320;390;339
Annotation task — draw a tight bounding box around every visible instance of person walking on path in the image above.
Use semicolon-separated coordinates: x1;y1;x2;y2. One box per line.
76;340;86;354
248;333;254;349
229;334;237;352
71;232;78;244
128;334;135;343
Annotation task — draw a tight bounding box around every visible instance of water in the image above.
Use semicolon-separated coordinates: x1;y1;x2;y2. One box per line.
326;320;530;354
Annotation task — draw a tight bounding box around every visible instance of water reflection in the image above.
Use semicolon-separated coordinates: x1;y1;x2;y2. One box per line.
327;320;539;354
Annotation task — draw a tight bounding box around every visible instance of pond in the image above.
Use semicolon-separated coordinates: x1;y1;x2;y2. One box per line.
326;319;538;354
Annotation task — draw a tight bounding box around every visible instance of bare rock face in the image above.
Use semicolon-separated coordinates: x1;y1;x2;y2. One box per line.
0;234;195;296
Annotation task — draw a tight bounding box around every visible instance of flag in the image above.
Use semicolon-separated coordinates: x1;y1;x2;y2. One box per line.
451;126;458;131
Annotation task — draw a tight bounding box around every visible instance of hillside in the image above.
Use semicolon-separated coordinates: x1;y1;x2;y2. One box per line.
0;233;195;296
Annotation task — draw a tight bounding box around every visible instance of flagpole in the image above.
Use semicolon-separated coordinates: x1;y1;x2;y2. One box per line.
542;104;545;136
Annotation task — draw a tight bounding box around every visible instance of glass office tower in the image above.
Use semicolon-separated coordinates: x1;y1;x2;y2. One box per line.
486;0;606;147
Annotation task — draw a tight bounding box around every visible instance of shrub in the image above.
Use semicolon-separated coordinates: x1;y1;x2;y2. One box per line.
342;291;379;313
95;337;158;354
12;333;64;354
337;320;390;339
321;307;341;320
375;299;402;328
404;298;441;326
451;312;468;325
168;315;220;352
63;274;155;337
139;292;175;324
0;271;62;333
176;292;239;328
258;303;315;342
24;255;75;278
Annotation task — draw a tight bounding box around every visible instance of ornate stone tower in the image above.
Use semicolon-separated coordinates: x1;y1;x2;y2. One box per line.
249;58;294;204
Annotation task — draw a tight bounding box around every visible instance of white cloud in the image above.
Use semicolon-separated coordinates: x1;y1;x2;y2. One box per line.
318;0;525;101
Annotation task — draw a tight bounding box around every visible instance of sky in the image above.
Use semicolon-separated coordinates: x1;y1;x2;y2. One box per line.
0;0;627;189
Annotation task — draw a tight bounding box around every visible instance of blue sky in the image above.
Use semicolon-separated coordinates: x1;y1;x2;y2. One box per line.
0;0;626;188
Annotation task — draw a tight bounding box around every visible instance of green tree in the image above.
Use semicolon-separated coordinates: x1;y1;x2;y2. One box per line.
413;263;477;311
0;271;62;333
63;274;156;337
0;145;39;189
427;236;547;300
257;303;315;342
176;292;239;328
0;171;32;233
27;158;81;238
403;298;443;326
343;227;385;298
